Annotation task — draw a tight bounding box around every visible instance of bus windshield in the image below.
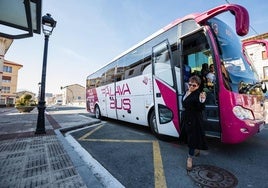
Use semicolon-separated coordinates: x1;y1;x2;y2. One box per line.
208;18;258;93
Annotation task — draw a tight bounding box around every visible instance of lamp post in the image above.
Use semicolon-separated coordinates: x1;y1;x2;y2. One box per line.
35;14;56;134
38;82;41;100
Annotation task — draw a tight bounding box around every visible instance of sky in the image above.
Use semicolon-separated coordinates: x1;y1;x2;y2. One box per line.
3;0;268;95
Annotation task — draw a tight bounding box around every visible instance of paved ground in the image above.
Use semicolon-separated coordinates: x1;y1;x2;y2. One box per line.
1;104;268;188
0;107;103;188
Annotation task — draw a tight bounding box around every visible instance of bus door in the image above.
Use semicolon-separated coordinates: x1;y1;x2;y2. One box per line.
151;40;180;137
181;31;221;137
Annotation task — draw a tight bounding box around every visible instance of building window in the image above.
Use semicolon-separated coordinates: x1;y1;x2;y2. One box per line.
7;97;14;104
3;66;12;73
2;76;11;83
262;51;268;60
2;86;10;93
0;98;5;104
263;66;268;80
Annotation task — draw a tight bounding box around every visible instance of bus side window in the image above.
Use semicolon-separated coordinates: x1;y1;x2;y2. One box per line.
183;57;192;91
174;66;182;94
183;60;191;82
115;66;124;81
183;56;192;82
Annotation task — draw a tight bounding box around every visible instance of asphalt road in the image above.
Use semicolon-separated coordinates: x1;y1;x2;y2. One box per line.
67;117;268;188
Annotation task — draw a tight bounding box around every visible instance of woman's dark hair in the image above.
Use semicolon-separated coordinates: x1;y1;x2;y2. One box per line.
189;75;201;85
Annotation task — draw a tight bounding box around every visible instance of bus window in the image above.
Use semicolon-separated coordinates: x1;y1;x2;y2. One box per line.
182;32;213;89
180;19;200;37
124;59;145;79
141;60;150;72
102;61;117;85
153;42;174;87
208;18;258;92
113;57;125;82
124;46;145;79
115;66;125;81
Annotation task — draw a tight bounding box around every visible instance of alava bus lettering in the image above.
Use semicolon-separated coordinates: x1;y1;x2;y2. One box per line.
115;84;131;95
110;98;131;110
87;88;98;112
102;83;131;97
102;83;131;110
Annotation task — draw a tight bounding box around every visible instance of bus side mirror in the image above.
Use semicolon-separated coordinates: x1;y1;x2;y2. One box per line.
195;4;249;36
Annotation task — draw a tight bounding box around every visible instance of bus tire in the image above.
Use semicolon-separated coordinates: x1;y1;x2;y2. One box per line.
95;105;101;119
149;111;162;139
149;110;169;140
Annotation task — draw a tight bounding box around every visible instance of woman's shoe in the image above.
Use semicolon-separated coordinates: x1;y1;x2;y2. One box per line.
194;149;200;157
186;157;193;171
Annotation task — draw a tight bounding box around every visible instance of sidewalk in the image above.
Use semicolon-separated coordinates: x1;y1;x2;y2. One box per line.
0;107;103;188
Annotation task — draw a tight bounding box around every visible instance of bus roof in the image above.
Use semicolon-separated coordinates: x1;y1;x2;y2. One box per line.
88;4;249;76
110;14;197;63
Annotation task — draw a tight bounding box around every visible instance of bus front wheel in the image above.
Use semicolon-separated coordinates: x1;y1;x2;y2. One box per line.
149;111;160;138
95;105;101;119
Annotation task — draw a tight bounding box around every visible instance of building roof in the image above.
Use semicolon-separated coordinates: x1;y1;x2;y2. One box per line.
63;84;85;89
4;59;23;68
242;32;268;42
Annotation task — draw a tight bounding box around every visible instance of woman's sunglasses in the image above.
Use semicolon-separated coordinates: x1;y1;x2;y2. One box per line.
188;83;197;88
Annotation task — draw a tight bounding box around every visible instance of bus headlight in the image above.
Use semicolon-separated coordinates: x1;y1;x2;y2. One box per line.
232;106;254;120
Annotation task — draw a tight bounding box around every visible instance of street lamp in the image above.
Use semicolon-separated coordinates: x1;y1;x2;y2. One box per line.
38;82;41;100
35;14;56;134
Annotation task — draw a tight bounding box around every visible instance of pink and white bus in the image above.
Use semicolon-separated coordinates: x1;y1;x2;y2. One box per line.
86;4;265;144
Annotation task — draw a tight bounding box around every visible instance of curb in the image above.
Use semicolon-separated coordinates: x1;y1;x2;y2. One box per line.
59;120;101;134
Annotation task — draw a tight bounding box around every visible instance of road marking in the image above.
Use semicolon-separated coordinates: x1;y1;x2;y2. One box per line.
78;124;167;187
153;141;167;188
78;123;104;140
81;138;152;143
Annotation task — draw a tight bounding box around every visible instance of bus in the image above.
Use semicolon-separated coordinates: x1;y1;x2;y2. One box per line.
86;4;265;144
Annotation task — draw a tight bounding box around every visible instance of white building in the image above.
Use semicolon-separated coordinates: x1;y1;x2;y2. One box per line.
242;32;268;81
61;84;85;106
243;40;268;81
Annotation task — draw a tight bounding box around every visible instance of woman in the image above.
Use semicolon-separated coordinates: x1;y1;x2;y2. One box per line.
179;75;208;171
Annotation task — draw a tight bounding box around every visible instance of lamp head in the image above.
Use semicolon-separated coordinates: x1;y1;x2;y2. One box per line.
42;13;56;36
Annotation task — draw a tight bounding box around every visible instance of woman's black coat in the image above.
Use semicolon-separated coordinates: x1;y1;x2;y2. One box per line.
178;89;208;150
